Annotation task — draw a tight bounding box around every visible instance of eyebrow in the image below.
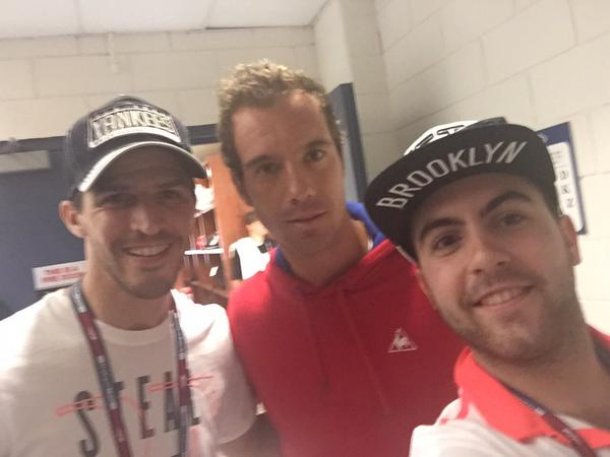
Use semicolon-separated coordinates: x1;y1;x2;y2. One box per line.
306;139;333;149
479;190;533;218
243;154;274;172
416;217;462;245
416;190;534;244
243;139;334;171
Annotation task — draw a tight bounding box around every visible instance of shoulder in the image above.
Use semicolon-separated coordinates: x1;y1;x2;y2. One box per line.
0;289;72;349
366;238;413;267
173;292;243;371
358;239;422;290
226;266;298;343
411;400;536;457
231;237;257;252
227;268;276;316
173;290;231;341
0;289;77;388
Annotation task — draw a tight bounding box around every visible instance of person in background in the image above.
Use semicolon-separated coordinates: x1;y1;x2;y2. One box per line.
365;118;610;456
0;96;262;457
215;59;464;457
230;210;276;286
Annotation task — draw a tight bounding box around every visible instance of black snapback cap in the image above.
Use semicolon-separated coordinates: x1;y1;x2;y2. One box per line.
364;118;558;260
65;95;206;194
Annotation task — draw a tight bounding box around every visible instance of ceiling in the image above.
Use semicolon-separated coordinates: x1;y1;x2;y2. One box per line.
0;0;328;39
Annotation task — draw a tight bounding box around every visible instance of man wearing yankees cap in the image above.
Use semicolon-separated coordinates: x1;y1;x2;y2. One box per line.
0;96;260;457
365;118;610;456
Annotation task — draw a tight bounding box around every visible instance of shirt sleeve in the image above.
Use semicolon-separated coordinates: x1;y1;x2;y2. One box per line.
205;305;257;444
410;422;528;457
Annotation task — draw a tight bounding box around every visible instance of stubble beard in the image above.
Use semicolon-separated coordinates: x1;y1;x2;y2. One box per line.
438;269;580;366
104;248;183;300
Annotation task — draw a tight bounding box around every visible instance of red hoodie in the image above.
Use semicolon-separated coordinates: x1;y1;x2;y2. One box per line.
228;238;464;457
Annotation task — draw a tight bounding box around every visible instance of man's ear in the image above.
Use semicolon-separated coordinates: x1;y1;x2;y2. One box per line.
559;215;581;266
58;200;86;239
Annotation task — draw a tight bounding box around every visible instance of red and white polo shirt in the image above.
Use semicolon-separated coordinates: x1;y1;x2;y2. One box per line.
410;330;610;456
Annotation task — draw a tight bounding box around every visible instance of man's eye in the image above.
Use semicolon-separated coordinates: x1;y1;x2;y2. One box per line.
305;148;326;162
499;212;525;227
430;233;461;253
255;162;280;176
160;189;186;201
100;193;132;207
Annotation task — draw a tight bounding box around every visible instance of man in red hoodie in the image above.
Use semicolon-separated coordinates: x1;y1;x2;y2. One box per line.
215;59;464;457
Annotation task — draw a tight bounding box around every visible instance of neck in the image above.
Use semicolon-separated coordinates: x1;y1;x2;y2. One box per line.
475;327;610;429
250;233;266;244
283;217;370;287
80;275;171;330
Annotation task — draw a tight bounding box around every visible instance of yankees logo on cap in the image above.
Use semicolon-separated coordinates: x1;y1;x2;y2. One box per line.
87;103;181;149
64;95;206;194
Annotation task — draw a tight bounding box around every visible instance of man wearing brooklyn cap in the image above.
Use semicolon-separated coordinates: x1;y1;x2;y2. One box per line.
0;96;259;456
365;118;610;456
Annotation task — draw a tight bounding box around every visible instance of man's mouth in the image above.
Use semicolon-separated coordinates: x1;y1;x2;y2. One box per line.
287;211;325;224
475;286;532;307
125;244;172;257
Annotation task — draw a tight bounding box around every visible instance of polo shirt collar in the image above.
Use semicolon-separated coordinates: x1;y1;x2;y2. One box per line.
455;329;610;449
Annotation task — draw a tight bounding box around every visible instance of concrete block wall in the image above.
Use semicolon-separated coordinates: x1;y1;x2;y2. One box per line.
0;27;318;140
1;1;608;329
315;0;398;181
374;0;610;331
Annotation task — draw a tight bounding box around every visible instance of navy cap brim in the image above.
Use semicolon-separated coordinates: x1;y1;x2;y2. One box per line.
77;141;206;192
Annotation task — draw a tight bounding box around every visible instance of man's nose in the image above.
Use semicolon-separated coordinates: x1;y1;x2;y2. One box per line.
285;164;315;204
129;200;163;236
467;230;511;275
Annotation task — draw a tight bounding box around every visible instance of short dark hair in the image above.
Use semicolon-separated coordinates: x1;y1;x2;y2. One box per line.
71;190;84;211
244;210;259;226
216;60;343;199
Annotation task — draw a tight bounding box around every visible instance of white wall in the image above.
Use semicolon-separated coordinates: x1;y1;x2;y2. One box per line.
0;27;318;140
314;0;398;180
374;0;610;331
1;1;608;329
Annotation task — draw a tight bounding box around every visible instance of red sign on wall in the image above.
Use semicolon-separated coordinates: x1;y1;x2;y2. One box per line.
32;260;86;291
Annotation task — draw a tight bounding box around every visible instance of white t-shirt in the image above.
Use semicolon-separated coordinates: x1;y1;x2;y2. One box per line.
230;237;271;280
0;288;256;457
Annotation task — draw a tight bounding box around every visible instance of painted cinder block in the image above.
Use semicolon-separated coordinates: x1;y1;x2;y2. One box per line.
34;55;133;97
571;0;610;43
0;36;78;59
376;0;413;51
531;33;610;122
441;0;513;52
384;15;444;88
0;97;88;139
177;89;218;126
484;0;574;83
131;51;219;91
0;60;35;100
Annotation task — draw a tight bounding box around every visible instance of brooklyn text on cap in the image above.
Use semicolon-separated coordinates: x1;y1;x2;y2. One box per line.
364;118;558;260
64;95;206;193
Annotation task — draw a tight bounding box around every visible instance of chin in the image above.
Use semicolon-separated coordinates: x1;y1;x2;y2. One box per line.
126;279;174;300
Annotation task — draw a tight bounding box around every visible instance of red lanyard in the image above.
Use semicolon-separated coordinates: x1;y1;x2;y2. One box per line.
70;283;192;457
505;385;598;457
